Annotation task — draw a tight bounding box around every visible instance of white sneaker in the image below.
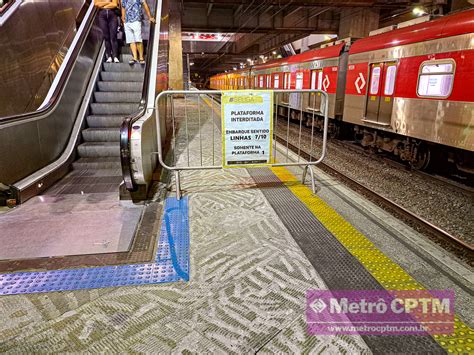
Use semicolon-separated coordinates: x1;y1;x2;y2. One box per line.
113;57;120;63
106;57;112;63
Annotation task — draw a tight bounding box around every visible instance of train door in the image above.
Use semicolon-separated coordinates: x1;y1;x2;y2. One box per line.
365;62;397;125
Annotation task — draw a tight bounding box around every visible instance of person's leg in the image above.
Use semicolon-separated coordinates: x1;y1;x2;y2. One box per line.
132;22;144;62
137;42;144;61
130;43;138;61
124;22;137;63
98;10;112;59
108;13;119;60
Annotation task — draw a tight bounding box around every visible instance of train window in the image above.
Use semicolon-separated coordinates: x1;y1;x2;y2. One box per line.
259;76;264;88
384;65;397;96
369;66;381;95
296;72;304;90
266;75;271;88
317;71;323;90
286;73;292;89
311;71;317;90
417;60;455;98
274;74;280;89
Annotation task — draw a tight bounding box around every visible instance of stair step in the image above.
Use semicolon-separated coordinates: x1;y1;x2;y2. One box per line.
97;81;142;92
82;128;120;142
102;62;145;72
94;91;141;103
72;157;122;170
87;115;124;128
77;142;120;158
90;103;138;115
100;71;144;82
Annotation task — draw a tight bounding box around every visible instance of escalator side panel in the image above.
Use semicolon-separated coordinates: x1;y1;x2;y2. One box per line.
0;15;103;187
0;0;85;116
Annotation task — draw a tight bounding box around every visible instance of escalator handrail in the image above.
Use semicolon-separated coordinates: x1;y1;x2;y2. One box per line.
0;3;98;124
120;2;158;192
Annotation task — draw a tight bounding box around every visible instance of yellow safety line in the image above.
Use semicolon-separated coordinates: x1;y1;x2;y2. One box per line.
202;94;473;352
270;166;473;353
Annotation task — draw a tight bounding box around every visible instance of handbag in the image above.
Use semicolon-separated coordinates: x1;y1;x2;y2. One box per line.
117;24;124;41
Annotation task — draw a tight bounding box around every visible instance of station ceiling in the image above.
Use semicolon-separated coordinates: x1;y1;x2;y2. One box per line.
181;0;465;76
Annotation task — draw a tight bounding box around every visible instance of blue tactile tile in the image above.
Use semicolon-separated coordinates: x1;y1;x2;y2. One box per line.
0;197;190;296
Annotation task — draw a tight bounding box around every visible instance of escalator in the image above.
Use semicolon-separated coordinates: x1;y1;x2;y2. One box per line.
0;0;169;261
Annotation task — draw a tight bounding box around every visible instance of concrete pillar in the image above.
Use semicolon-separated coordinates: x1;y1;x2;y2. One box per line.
169;0;184;90
338;7;380;39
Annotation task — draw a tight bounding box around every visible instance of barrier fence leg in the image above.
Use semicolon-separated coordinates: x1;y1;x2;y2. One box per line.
307;165;316;194
175;170;181;200
302;165;308;185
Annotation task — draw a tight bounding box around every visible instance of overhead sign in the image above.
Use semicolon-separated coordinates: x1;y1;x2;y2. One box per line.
222;91;273;168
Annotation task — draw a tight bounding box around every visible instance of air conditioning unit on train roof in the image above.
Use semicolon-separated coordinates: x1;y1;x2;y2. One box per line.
369;25;397;37
320;42;335;48
397;15;437;29
335;37;352;45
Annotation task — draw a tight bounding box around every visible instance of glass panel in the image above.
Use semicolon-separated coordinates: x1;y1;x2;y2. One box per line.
267;75;271;88
417;74;454;97
422;63;453;74
296;72;304;90
259;76;264;88
311;71;317;90
384;65;397;96
317;71;323;90
370;66;381;95
274;75;279;89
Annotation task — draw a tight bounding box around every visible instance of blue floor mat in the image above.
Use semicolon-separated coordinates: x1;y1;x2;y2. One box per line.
0;197;190;295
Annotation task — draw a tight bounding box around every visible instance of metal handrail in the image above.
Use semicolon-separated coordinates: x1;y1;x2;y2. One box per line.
120;0;158;192
0;4;98;123
0;0;15;15
154;89;329;199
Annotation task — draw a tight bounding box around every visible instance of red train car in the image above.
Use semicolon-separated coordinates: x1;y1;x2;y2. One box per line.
343;9;474;170
210;9;474;172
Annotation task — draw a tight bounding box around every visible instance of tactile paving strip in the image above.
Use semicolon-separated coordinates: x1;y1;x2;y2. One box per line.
0;197;190;295
256;166;473;354
248;168;448;353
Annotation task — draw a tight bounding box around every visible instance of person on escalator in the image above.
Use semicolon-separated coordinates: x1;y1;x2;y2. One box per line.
121;0;155;65
94;0;120;63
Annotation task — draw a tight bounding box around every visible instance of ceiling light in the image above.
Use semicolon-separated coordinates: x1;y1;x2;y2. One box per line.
413;7;427;16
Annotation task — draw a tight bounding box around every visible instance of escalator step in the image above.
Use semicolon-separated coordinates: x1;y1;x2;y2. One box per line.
87;115;124;128
90;103;138;115
119;54;134;62
94;91;141;103
102;63;145;72
72;157;121;170
100;71;144;82
121;46;132;55
77;142;120;158
97;81;142;92
82;128;120;142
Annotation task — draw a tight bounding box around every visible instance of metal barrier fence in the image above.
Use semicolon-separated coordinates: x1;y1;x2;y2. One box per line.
155;89;329;199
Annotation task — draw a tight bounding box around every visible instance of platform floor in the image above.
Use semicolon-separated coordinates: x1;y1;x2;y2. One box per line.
0;96;472;352
0;168;142;260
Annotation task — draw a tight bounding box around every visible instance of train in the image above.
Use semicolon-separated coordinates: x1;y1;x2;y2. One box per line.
210;9;474;173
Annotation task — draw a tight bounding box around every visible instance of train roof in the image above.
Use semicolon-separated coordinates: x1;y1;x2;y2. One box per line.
350;8;474;55
251;43;345;71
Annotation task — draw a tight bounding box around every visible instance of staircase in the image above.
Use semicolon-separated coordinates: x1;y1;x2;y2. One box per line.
73;47;144;174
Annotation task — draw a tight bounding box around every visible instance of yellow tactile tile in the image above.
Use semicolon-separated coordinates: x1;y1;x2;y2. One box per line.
270;166;473;353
